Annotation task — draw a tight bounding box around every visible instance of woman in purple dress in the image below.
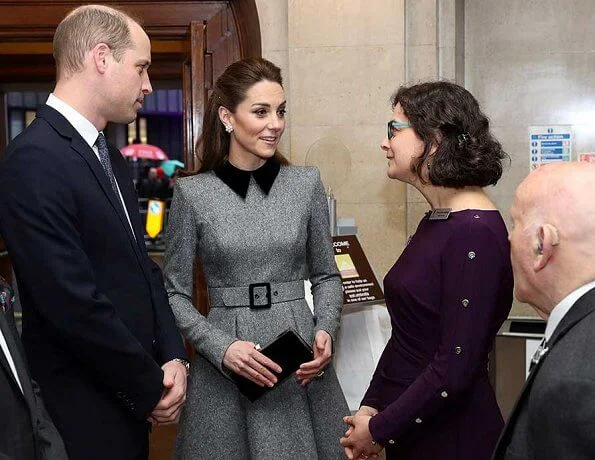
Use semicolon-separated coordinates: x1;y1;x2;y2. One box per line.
340;81;514;460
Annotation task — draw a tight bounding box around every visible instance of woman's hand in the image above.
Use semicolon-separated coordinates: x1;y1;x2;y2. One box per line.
296;330;332;386
343;406;379;438
340;413;383;460
223;340;282;387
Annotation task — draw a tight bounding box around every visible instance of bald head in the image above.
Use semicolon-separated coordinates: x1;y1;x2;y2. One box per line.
517;162;595;241
510;162;595;315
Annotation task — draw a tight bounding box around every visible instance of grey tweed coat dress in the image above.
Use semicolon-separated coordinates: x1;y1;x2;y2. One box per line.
164;162;350;459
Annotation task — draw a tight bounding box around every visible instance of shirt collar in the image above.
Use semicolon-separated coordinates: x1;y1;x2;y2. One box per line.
545;279;595;341
46;93;99;150
215;159;280;199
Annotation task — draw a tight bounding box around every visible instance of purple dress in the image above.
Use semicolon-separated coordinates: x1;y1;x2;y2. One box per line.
362;210;513;460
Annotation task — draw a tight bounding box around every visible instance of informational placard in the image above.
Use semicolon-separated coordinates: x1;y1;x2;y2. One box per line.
529;125;572;170
332;235;384;305
579;152;595;163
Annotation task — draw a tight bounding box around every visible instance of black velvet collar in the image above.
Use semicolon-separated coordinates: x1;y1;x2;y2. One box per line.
215;159;281;199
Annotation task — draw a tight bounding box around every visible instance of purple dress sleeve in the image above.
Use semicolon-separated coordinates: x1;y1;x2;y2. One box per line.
366;217;511;446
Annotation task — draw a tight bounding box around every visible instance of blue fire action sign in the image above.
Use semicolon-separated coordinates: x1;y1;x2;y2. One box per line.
529;125;572;170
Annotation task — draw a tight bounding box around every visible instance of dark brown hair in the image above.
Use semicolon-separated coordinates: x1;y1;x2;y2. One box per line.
185;57;289;175
393;81;508;188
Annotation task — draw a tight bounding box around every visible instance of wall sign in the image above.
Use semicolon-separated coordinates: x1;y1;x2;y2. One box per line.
529;125;572;170
578;152;595;163
333;235;384;305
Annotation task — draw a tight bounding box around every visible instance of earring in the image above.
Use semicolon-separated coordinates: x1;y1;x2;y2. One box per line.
224;124;233;134
427;162;431;170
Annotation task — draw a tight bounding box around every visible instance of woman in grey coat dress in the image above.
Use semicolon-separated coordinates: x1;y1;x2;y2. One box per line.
164;57;349;459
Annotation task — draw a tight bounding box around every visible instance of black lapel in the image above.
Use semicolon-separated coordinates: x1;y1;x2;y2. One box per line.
0;312;35;409
37;106;137;243
70;134;140;245
36;106;149;278
109;145;154;284
109;145;146;245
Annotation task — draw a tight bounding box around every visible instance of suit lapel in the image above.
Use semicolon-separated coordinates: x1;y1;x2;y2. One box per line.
494;353;544;458
0;312;36;410
109;145;146;246
548;287;595;349
36;105;151;281
70;135;140;245
494;288;595;458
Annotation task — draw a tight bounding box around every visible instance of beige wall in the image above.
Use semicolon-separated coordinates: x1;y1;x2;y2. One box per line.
256;0;408;279
465;0;595;316
254;1;593;318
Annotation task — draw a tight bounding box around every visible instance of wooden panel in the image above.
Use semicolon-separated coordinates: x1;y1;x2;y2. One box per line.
229;0;261;57
207;4;240;82
0;92;7;156
182;21;206;172
494;336;526;421
0;1;226;39
0;0;259;83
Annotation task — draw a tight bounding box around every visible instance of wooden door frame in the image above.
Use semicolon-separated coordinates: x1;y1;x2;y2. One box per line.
0;0;261;82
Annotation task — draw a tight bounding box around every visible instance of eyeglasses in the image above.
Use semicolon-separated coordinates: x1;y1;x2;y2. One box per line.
387;120;411;139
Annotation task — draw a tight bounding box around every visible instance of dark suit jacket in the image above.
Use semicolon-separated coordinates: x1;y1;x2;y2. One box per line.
492;287;595;460
0;277;67;460
0;105;187;460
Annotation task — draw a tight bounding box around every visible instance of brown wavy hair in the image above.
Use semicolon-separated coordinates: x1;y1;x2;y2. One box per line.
184;57;289;175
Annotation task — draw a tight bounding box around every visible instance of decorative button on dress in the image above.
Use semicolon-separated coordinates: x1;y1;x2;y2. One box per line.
164;161;349;459
362;210;514;460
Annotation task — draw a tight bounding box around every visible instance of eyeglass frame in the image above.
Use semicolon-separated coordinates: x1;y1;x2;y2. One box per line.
387;120;412;139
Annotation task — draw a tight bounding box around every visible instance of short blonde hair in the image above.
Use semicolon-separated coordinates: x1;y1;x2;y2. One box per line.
53;5;138;76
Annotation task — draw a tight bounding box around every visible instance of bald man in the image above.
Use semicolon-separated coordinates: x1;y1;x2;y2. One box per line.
0;5;187;459
492;162;595;460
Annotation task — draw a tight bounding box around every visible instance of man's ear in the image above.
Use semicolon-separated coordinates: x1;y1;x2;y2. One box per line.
91;43;110;74
534;223;559;272
218;106;232;130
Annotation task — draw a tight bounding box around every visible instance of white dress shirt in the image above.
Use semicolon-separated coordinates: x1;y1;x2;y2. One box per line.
45;94;135;237
0;326;24;394
545;279;595;342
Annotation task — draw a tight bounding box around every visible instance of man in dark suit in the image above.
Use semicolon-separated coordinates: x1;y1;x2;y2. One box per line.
493;162;595;459
0;274;67;460
0;5;188;460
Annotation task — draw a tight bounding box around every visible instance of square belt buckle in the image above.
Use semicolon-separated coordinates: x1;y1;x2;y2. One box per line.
249;283;271;309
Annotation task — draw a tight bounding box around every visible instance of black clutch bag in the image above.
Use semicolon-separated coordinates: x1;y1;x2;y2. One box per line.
231;328;313;402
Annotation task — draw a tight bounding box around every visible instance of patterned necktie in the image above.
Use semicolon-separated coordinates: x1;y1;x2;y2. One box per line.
529;337;549;372
95;133;120;199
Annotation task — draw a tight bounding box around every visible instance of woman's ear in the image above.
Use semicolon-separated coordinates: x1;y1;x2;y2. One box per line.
218;106;232;129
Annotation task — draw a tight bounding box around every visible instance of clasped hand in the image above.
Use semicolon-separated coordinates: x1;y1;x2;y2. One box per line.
340;406;383;460
147;359;188;426
223;340;282;387
223;330;332;388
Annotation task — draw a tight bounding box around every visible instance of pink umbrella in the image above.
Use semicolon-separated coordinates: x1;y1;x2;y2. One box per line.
120;143;169;161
